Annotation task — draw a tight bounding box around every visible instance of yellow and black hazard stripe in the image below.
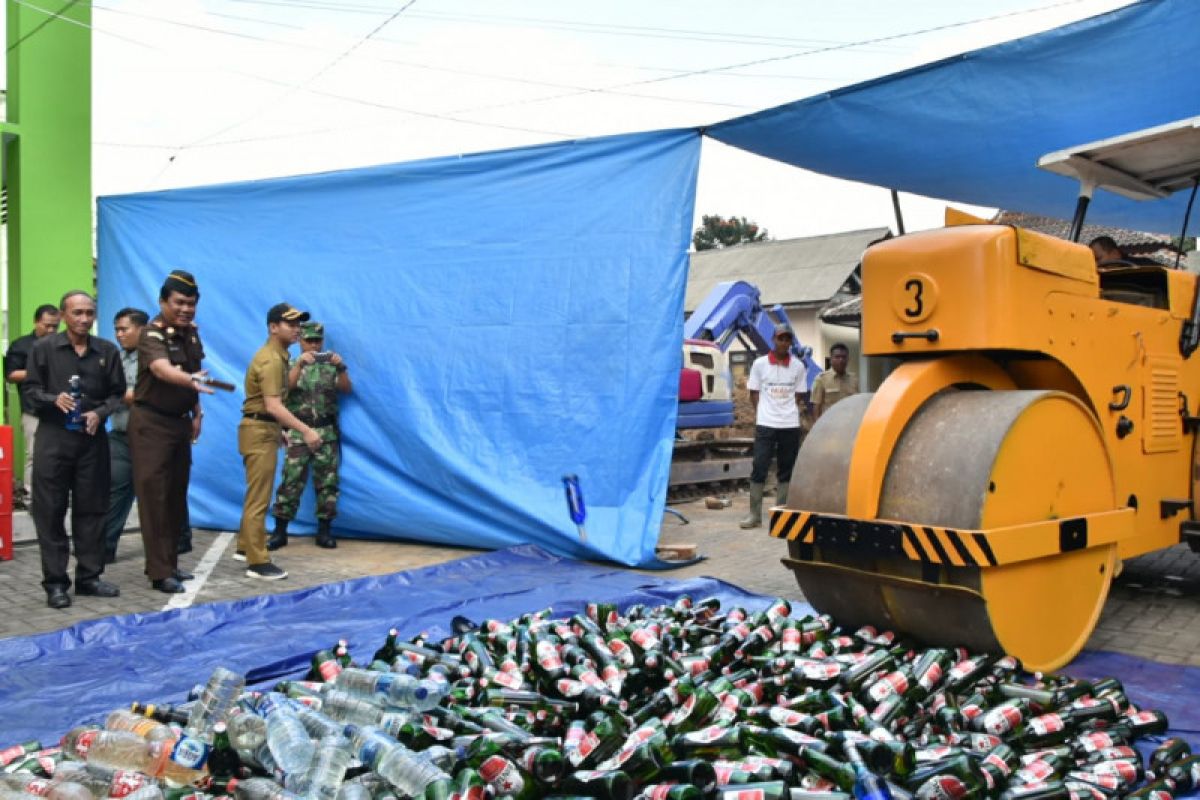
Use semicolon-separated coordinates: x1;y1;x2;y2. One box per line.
767;507;1131;568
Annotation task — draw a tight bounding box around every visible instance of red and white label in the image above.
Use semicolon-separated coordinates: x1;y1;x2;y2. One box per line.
1016;759;1055;783
725;791;764;800
868;671;909;702
649;785;678;800
801;662;841;681
918;663;944;692
1091;760;1138;784
24;780;51;797
317;659;341;681
608;639;635;665
917;776;969;800
109;771;151;798
781;629;801;652
982;705;1022;735
479;756;525;796
686;725;727;743
983;753;1012;775
70;730;99;757
713;764;735;785
630;628;660;650
1028;714;1066;736
1077;733;1119;752
0;745;29;767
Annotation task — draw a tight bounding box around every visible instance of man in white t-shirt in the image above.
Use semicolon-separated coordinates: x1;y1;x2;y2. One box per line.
740;327;807;529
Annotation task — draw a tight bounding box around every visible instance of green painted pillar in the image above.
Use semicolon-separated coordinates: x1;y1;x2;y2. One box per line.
4;0;93;481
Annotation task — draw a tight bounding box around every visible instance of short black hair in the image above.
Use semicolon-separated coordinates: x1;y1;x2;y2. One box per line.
1089;235;1120;251
33;304;58;322
830;343;850;356
59;290;95;311
114;307;149;326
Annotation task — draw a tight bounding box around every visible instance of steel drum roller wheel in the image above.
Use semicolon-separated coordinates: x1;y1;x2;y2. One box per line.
785;388;1117;671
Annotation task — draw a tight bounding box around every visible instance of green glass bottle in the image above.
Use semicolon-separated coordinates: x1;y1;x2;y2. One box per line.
660;759;718;794
716;780;788;800
560;769;633;800
520;744;568;785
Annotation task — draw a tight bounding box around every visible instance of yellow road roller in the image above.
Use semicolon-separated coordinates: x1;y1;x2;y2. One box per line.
770;117;1200;671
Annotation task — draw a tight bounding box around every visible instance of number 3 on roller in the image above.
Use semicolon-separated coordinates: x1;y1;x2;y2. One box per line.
892;273;937;323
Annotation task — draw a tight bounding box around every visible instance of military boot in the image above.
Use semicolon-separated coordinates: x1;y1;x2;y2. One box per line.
267;518;289;551
316;519;336;549
739;483;765;529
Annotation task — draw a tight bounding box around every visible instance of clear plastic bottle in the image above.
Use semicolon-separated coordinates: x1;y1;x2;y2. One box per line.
333;669;444;712
61;729;207;786
234;777;301;800
320;691;386;726
256;693;316;775
121;786;164;800
344;726;447;796
105;710;177;743
291;705;344;741
46;781;94;800
296;736;352;800
335;782;371;800
228;707;269;751
187;667;247;742
51;761;159;799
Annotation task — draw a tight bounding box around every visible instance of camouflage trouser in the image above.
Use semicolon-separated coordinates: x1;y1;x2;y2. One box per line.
272;426;340;521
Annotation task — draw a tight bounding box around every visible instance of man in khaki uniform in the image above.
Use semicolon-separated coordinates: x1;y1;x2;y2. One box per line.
236;303;321;580
811;342;858;421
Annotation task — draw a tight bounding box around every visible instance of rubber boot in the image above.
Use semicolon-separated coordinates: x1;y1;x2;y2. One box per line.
739;483;764;529
775;481;790;506
316;519;336;549
267;518;289;551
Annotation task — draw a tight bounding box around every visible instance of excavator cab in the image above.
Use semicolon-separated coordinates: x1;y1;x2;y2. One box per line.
770;117;1200;671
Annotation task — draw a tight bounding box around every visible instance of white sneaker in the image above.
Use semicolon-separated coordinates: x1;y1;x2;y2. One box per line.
232;550;247;562
246;562;288;581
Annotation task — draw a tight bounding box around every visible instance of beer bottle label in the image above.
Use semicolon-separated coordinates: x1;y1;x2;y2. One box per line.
170;736;211;771
492;670;523;690
915;775;969;800
768;707;804;727
1029;714;1066;736
916;745;955;762
630;628;660;651
1015;759;1055;783
1091;760;1138;784
781;628;801;652
868;671;909;702
918;663;944;692
536;644;563;672
109;771;151;798
72;730;99;757
800;776;836;791
983;753;1013;775
982;705;1022;735
801;662;842;681
0;744;31;767
608;639;635;666
479;756;525;797
650;785;678;800
1067;771;1121;790
724;790;764;800
1077;733;1118;752
948;658;982;683
714;764;735;784
571;770;608;780
317;658;341;681
578;731;600;760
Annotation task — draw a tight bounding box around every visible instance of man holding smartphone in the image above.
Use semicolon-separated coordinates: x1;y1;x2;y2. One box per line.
268;320;351;551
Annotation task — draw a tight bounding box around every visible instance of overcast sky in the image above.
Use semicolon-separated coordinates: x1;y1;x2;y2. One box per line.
59;0;1134;240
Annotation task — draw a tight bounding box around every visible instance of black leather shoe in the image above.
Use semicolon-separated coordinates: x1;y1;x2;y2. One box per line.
151;577;186;594
266;532;288;551
76;579;120;597
46;588;72;609
173;569;195;581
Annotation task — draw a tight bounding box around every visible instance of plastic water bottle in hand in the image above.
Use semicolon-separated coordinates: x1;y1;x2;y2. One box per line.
187;667;247;742
256;694;316;775
64;376;84;432
333;668;444;711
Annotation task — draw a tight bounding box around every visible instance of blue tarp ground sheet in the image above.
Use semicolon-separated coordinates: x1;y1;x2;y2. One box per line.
708;0;1200;236
96;129;701;569
1;545;1198;766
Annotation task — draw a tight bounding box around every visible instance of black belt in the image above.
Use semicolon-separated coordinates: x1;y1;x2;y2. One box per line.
296;414;337;428
135;401;191;419
243;412;276;423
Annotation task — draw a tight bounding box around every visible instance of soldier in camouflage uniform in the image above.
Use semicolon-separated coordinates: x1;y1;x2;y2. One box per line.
269;321;352;549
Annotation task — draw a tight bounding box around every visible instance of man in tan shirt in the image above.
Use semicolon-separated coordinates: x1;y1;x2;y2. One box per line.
811;343;858;422
236;303;321;579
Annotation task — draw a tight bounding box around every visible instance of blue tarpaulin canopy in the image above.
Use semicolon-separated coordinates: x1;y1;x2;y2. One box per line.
708;0;1200;236
97;130;700;568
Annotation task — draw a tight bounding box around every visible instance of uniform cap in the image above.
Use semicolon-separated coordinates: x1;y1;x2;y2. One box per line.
267;303;310;324
300;321;325;339
162;270;199;298
773;325;795;341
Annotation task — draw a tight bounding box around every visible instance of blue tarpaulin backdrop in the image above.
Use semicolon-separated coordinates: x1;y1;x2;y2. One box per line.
709;0;1200;236
97;130;701;568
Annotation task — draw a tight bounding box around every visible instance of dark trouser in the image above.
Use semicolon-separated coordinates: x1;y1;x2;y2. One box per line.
32;423;111;591
750;425;803;484
129;408;192;582
103;431;135;556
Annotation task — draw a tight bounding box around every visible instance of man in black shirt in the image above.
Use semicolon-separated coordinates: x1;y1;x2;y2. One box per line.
24;291;126;609
4;303;61;506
